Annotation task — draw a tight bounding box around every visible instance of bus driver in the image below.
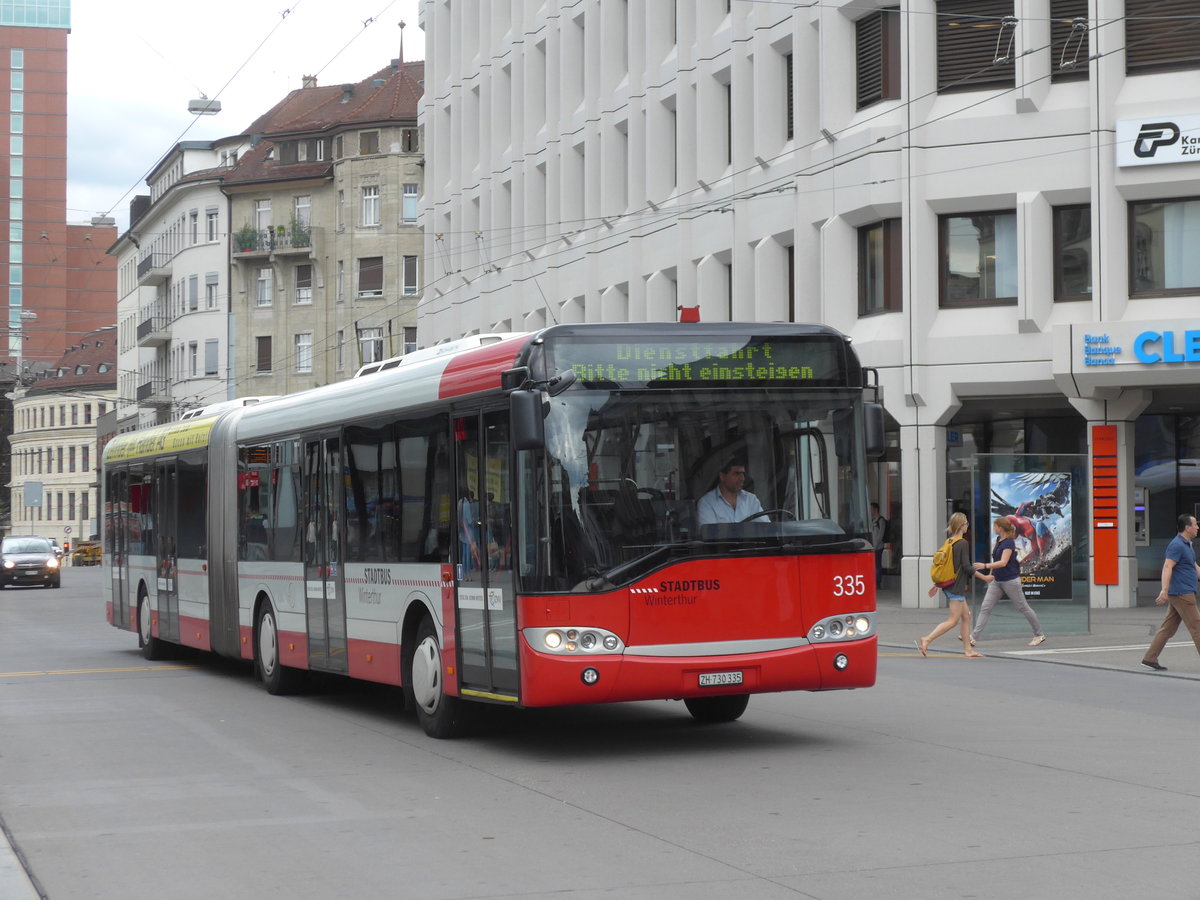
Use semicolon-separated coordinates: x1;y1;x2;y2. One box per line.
697;458;765;525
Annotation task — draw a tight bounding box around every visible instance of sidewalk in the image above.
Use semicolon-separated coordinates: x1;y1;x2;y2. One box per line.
875;584;1200;680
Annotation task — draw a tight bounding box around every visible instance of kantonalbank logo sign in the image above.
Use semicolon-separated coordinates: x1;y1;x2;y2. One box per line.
1117;114;1200;167
1081;330;1200;367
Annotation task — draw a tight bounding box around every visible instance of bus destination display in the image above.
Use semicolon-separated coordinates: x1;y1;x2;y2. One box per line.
549;337;843;388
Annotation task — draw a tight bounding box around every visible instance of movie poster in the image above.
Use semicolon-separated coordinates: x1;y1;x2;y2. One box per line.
988;472;1072;601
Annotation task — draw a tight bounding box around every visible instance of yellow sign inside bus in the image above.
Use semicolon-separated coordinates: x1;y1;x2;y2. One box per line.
105;418;218;463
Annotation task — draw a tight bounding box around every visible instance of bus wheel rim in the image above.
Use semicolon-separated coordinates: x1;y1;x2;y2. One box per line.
411;636;442;714
259;612;278;677
139;599;151;643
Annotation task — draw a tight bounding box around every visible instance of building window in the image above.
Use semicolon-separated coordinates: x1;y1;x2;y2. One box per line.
82;492;89;523
295;333;313;373
859;219;902;315
856;8;900;109
402;183;419;223
68;447;76;473
1126;0;1200;75
188;274;199;311
255;267;273;306
71;404;78;425
256;336;273;373
205;339;219;375
358;257;383;297
362;185;380;227
189;342;198;377
335;134;344;158
359;327;384;364
784;53;793;140
206;210;219;242
403;326;417;354
402;255;418;295
1130;198;1200;296
1050;0;1089;83
84;404;92;425
254;199;272;231
295;264;313;304
294;194;311;228
82;445;90;471
936;1;1015;93
336;260;344;302
359;131;380;155
401;128;418;152
939;211;1018;307
1053;205;1091;301
206;273;219;309
190;211;199;244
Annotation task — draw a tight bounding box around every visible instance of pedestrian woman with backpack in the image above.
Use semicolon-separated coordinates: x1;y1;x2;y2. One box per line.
971;515;1046;647
916;512;985;658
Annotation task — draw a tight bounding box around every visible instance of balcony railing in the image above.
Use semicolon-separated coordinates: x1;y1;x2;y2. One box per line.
136;377;170;407
232;225;317;259
136;252;170;286
136;315;170;348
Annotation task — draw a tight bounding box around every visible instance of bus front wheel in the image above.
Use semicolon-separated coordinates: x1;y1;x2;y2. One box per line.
256;603;305;695
409;617;470;739
138;590;169;661
684;694;750;724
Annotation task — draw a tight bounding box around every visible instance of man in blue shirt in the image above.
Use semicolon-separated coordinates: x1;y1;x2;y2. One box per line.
696;458;764;525
1141;513;1200;671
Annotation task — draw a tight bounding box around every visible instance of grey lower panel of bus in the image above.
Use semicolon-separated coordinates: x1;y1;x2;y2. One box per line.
623;636;810;657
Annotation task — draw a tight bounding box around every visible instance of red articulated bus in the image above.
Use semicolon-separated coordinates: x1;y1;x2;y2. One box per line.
103;322;884;737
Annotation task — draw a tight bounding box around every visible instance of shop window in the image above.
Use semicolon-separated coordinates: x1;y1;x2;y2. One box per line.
1050;0;1089;83
856;7;900;109
939;211;1018;307
936;0;1015;93
859;219;902;315
1130;198;1200;296
1053;205;1091;301
1126;0;1200;76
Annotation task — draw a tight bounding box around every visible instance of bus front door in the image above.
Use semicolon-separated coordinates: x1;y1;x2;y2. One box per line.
153;460;180;643
303;437;348;674
454;410;519;700
108;470;130;629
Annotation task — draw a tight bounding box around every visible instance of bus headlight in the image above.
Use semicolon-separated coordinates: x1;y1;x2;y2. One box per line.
526;627;624;655
808;613;876;643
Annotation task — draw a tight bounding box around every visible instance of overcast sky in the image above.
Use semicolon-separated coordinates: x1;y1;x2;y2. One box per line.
66;0;425;233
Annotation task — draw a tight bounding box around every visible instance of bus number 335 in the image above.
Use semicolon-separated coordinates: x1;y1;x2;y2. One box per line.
832;574;867;597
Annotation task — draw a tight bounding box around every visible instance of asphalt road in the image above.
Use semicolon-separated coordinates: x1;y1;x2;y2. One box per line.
2;569;1196;899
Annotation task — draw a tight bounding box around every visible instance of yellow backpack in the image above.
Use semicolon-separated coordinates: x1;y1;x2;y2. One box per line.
930;536;961;588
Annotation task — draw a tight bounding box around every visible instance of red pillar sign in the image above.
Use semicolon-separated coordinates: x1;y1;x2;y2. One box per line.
1092;424;1118;585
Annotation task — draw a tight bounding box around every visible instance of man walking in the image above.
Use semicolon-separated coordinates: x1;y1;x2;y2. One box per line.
1141;513;1200;672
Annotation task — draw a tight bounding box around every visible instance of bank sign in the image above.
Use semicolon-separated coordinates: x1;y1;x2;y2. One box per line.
1078;326;1200;369
1117;114;1200;167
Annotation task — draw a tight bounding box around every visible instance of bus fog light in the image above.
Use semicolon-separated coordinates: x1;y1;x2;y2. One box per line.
811;624;825;640
828;620;844;637
603;635;618;651
833;654;849;671
581;667;599;685
544;631;563;650
580;632;597;650
855;616;870;633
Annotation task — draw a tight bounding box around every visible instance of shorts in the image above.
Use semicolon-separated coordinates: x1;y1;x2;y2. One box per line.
943;591;966;603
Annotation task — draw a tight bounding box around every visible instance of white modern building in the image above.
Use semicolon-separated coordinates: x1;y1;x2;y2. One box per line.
420;0;1200;614
112;139;248;431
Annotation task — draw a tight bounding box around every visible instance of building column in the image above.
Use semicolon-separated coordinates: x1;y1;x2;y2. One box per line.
898;421;950;609
1068;391;1150;609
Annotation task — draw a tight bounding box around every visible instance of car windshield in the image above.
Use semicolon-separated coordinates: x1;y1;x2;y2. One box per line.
516;387;870;592
3;538;52;554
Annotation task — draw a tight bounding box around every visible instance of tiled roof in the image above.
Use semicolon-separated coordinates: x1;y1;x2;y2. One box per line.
26;326;118;394
222;59;424;188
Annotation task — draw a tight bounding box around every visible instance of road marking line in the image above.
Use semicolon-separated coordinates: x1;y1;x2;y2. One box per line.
0;665;198;678
1007;639;1196;656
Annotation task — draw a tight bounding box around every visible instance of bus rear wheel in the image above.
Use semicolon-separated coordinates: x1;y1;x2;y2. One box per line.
684;694;750;724
256;603;305;695
409;617;470;739
138;589;169;661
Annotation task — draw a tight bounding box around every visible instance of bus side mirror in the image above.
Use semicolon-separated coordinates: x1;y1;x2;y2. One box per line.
865;402;886;458
511;389;546;451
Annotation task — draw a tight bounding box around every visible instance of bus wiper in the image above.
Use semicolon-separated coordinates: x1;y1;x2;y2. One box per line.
574;540;698;592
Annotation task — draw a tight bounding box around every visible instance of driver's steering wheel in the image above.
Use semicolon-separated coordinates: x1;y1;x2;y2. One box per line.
738;508;797;523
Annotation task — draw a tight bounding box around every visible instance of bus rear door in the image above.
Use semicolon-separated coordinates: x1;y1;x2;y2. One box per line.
303;437;348;673
154;460;180;643
453;410;519;701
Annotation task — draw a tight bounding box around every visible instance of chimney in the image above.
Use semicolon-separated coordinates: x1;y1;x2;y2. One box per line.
341;84;353;103
302;74;317;89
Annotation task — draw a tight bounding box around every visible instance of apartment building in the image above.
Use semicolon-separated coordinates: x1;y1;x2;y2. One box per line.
224;62;425;395
419;0;1200;612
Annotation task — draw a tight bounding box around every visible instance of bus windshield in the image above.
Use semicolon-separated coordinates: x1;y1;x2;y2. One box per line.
518;387;871;592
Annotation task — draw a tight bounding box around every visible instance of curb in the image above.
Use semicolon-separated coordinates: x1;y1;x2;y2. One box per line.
879;641;1200;681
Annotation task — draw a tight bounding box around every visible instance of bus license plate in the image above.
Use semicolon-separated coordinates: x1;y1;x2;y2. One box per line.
699;671;743;687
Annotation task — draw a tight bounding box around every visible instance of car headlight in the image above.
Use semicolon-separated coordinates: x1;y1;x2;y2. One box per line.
3;559;13;569
46;557;59;569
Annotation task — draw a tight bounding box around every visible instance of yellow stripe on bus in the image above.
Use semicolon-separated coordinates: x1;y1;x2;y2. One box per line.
460;688;520;703
104;417;218;463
